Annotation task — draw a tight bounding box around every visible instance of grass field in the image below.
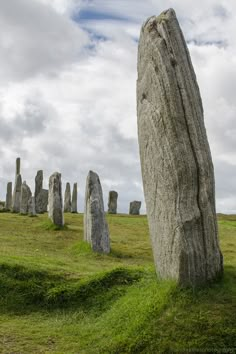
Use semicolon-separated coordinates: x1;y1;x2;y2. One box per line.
0;212;235;353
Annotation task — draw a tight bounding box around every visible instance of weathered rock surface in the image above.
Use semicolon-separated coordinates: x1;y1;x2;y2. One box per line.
28;196;36;216
35;170;43;205
64;182;72;212
36;189;48;213
71;183;78;213
129;201;141;215
137;8;223;286
84;171;110;253
16;157;20;175
108;191;118;214
20;181;32;214
34;170;48;213
5;182;12;211
48;172;64;226
12;157;22;213
12;175;22;213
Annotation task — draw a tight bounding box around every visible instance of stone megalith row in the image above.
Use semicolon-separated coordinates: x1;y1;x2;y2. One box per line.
137;8;223;286
12;157;22;213
64;182;72;212
35;170;48;213
84;171;110;253
129;201;141;215
108;191;118;214
5;182;12;211
48;172;64;226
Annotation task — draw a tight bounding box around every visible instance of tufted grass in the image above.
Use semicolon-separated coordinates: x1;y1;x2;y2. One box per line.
0;212;235;353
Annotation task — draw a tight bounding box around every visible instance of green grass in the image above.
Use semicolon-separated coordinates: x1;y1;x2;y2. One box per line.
0;212;235;353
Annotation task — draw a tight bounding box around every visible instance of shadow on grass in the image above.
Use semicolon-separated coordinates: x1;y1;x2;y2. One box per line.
0;263;143;315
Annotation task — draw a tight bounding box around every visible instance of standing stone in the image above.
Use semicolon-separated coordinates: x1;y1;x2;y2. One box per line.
84;171;110;253
129;201;141;215
12;157;22;213
48;172;64;226
5;182;12;211
108;191;118;214
35;170;48;213
35;170;43;202
64;183;72;212
137;9;223;286
12;175;22;213
20;181;32;214
16;157;20;175
36;189;48;213
71;183;78;213
28;196;36;216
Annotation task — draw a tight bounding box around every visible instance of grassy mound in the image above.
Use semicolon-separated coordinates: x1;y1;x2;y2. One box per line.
0;212;235;353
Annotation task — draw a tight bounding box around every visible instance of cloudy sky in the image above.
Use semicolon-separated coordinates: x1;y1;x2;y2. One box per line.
0;0;235;213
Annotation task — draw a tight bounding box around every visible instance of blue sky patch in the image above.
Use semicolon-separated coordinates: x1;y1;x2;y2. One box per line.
73;9;129;23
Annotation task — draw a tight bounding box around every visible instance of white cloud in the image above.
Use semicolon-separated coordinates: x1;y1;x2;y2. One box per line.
0;0;88;81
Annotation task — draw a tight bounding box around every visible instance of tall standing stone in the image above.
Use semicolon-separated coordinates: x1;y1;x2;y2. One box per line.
35;170;43;202
5;182;12;211
108;191;118;214
64;183;72;212
137;9;223;286
129;201;141;215
16;157;20;175
71;183;78;213
84;171;110;253
20;181;32;214
48;172;64;226
35;170;48;213
12;158;22;213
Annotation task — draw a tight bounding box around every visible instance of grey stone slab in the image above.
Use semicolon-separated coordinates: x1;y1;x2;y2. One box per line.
71;183;78;213
129;201;141;215
108;191;118;214
84;171;110;253
137;8;223;286
48;172;64;226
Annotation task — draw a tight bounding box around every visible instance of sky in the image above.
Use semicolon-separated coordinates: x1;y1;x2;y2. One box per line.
0;0;235;214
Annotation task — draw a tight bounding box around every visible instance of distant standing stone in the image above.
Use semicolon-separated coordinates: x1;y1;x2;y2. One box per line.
108;191;118;214
64;182;72;212
16;157;20;175
71;183;78;213
129;201;141;215
35;170;48;213
48;172;64;226
35;170;43;201
137;9;223;286
12;157;22;213
12;174;22;213
20;181;32;214
36;189;48;213
84;171;110;253
28;196;36;216
5;182;12;211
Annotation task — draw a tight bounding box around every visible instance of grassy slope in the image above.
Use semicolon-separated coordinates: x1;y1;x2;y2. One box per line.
0;212;235;353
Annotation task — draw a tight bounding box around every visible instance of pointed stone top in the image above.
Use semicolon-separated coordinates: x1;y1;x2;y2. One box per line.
143;8;176;29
